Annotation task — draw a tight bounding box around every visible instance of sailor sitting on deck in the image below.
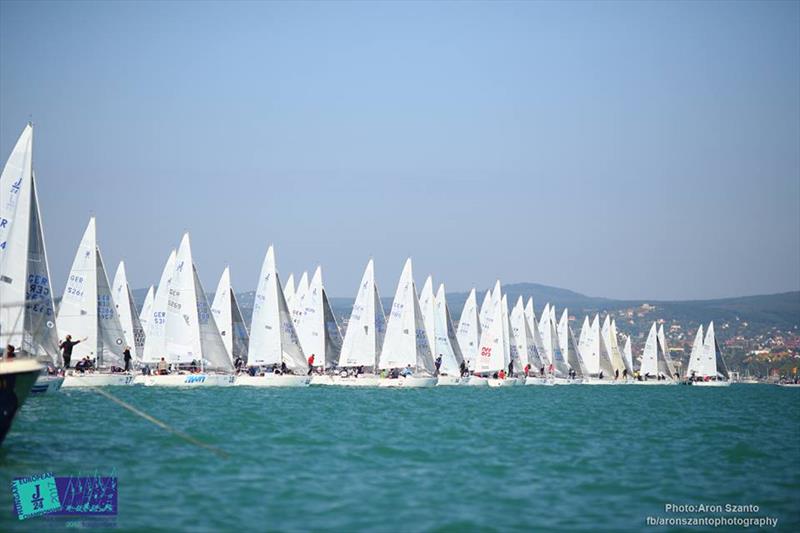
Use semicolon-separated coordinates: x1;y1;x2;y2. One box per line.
3;344;16;360
400;365;413;378
157;357;169;375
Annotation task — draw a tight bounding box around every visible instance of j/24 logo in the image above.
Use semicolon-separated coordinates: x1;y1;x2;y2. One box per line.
184;375;206;384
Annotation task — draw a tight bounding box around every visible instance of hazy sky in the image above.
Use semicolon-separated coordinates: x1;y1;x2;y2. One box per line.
1;1;798;301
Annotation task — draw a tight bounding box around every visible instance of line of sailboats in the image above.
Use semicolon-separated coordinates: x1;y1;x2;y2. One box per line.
1;123;734;395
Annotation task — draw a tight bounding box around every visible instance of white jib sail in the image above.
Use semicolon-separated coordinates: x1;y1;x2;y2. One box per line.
139;285;154;328
456;288;480;369
702;322;728;379
501;294;514;370
602;315;627;373
112;261;146;360
622;335;634;373
192;263;232;371
538;303;553;364
658;324;677;378
283;273;296;310
95;249;127;367
25;173;60;363
142;249;176;363
378;258;434;374
247;246;306;372
0;124;33;351
478;289;492;331
524;297;536;335
339;259;386;368
433;283;463;375
559;309;587;376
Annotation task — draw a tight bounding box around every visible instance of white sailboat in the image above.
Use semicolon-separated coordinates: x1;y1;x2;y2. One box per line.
455;288;480;372
657;324;678;379
144;234;234;386
138;285;154;331
511;297;548;385
331;259;386;386
622;334;634;375
474;294;513;387
432;284;465;385
378;258;437;387
210;266;249;366
580;315;617;384
0;125;63;393
294;266;343;384
689;322;730;386
557;309;587;382
634;322;677;385
59;219;134;387
112;261;145;362
237;246;308;386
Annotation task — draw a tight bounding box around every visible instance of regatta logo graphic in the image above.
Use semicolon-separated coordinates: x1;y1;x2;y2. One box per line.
11;472;118;521
184;375;206;383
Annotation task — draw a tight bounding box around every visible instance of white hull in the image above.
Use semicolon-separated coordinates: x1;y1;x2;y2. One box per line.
777;383;800;388
235;374;309;387
487;377;520;387
629;379;678;386
62;373;136;387
143;374;235;387
309;374;334;386
552;377;581;385
583;379;619;386
132;374;147;385
31;375;64;394
378;376;437;388
524;376;554;386
690;380;730;387
465;375;489;387
324;374;382;387
435;375;463;386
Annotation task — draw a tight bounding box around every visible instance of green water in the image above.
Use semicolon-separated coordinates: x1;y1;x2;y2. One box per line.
1;385;798;532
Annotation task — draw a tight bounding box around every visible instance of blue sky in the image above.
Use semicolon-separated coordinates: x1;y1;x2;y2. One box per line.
1;1;798;301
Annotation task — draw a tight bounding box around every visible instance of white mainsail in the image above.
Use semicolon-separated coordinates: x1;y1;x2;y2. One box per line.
112;261;146;360
524;297;536;334
378;258;435;374
475;296;505;373
478;289;493;331
294;266;342;369
582;314;615;376
418;275;436;352
685;325;704;378
538;303;553;364
0;124;33;352
456;288;480;369
57;218;127;367
640;322;659;376
339;259;386;368
247;246;306;373
139;285;154;330
211;266;250;364
164;234;231;370
142;249;176;363
501;294;514;370
433;283;464;375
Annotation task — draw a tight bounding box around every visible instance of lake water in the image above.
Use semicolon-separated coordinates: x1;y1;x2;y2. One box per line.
1;384;798;531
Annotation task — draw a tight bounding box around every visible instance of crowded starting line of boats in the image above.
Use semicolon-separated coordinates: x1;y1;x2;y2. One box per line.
0;124;747;395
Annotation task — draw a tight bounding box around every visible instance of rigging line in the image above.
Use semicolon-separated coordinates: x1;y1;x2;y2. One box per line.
89;387;229;459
